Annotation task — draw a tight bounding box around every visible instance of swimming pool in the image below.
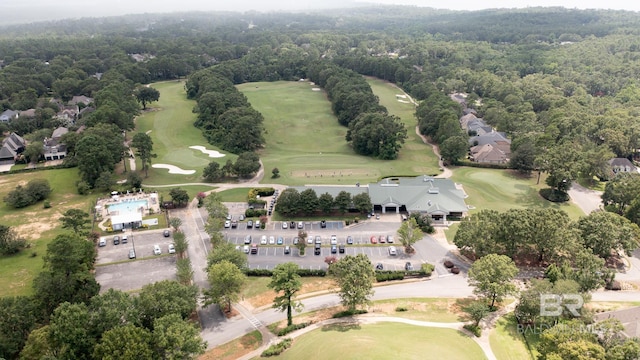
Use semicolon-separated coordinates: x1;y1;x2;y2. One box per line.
107;199;148;214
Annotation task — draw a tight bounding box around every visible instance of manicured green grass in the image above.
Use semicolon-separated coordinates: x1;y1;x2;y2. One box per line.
0;168;97;297
132;81;237;185
490;315;533;360
238;81;439;186
217;188;253;202
277;323;486;360
450;167;585;219
154;185;216;205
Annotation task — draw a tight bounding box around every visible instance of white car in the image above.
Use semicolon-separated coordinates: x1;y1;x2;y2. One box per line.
387;235;394;243
307;235;314;244
282;221;288;229
243;245;250;253
388;246;397;256
269;236;276;245
255;220;261;228
330;235;337;245
153;244;161;255
260;235;268;245
224;220;231;228
168;244;176;254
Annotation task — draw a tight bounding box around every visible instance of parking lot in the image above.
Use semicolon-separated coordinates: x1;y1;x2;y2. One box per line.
95;228;177;293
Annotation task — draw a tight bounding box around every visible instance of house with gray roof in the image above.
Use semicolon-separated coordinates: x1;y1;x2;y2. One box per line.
0;132;26;165
609;158;637;175
0;109;19;123
69;95;94;107
469;131;511;164
294;176;468;222
43;127;69;161
594;307;640;338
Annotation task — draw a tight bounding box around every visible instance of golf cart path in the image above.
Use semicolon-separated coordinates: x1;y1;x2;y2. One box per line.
567;182;603;215
415;125;452;179
238;315;496;360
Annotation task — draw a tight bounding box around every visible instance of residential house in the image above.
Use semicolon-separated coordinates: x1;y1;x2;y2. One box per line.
594;307;640;338
467;118;492;136
55;105;80;126
43;127;69;161
0;109;19;123
468;132;512;164
19;109;36;118
0;132;26;165
609;158;637;175
68;95;94;107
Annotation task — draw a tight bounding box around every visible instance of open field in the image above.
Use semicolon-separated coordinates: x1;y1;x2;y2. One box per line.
370;298;465;323
276;322;486;360
490;315;533;360
132;81;236;185
450;167;585;219
0;168;95;297
238;81;439;186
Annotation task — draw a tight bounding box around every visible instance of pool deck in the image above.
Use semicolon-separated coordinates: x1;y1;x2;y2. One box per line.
95;191;162;230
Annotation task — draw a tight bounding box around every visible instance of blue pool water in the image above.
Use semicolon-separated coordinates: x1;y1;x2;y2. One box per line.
108;199;148;214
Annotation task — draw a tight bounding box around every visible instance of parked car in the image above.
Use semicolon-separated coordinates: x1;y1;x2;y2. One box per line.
269;236;275;245
320;220;327;228
314;243;321;255
387;235;394;243
379;235;386;243
346;236;353;245
260;235;268;245
376;214;380;220
297;221;304;229
388;246;397;256
282;221;288;229
315;236;322;244
121;235;128;244
255;220;261;228
284;245;291;254
375;263;384;270
153;244;161;255
231;220;238;228
128;249;136;259
224;220;231;228
168;243;176;254
243;245;250;254
239;214;245;221
405;262;413;271
244;235;252;244
247;220;254;228
277;236;284;245
226;214;232;220
290;221;296;229
338;244;345;253
330;235;337;245
307;235;314;244
99;238;107;247
163;229;171;237
370;236;377;244
113;236;120;245
331;245;337;254
293;237;299;245
251;244;258;254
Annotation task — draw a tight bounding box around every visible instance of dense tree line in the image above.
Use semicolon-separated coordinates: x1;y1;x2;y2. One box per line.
275;188;372;217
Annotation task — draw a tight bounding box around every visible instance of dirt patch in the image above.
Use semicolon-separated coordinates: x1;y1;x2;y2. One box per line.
245;277;336;308
269;306;339;334
199;330;261;360
224;307;240;319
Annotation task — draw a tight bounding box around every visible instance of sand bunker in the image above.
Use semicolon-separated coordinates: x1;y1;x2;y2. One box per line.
312;88;321;91
152;164;196;175
396;94;407;98
189;145;226;158
397;100;410;103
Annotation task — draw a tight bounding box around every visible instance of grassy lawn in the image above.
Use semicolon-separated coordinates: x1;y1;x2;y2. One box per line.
217;187;253;202
199;330;262;360
153;185;216;204
0;168;97;297
277;323;486;360
371;298;465;322
238;81;439;186
490;315;533;360
450;167;585;220
132;81;237;185
242;276;336;308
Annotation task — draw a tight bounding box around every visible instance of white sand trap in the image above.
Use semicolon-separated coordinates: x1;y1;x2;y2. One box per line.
152;164;196;175
312;88;321;91
309;82;315;85
397;99;410;103
189;145;226;158
145;130;152;134
396;94;407;98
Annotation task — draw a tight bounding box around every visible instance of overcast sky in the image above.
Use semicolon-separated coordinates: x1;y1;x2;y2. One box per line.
1;0;639;25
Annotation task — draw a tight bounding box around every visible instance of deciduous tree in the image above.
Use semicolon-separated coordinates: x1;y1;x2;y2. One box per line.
268;263;303;326
330;254;375;311
131;132;157;178
93;324;154;360
136;281;198;330
205;260;246;313
468;254;518;308
396;217;423;253
153;314;206;360
59;208;91;234
134;86;160;110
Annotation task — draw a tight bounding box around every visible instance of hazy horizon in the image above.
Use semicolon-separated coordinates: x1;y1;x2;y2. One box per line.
1;0;639;26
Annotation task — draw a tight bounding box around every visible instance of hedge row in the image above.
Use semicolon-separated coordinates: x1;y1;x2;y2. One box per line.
245;209;267;217
277;322;309;336
0;162;73;176
246;268;327;277
261;338;292;357
333;309;368;318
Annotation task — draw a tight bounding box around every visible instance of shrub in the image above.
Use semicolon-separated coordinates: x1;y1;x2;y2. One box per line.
43;200;51;208
332;309;368;318
261;338;292;357
463;324;481;337
277;323;309;336
420;263;435;276
395;306;408;312
376;271;405;282
3;179;52;208
539;188;569;202
443;260;454;268
246;268;326;277
76;180;90;195
450;267;460;274
605;280;622;291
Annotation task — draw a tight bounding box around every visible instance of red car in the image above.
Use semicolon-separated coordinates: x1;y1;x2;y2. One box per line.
370;236;377;244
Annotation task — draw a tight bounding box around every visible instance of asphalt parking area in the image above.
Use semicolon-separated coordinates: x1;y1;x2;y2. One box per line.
95;256;177;293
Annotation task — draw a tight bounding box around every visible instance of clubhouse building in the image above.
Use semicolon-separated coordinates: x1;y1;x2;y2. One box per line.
294;176;469;223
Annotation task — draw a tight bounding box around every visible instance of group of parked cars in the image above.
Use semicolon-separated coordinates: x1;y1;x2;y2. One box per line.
98;230;175;260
